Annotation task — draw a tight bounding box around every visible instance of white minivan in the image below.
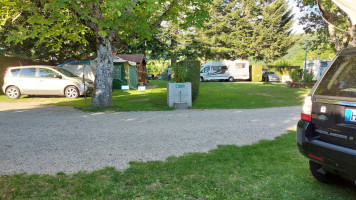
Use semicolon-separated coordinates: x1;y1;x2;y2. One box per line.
2;65;94;99
200;60;249;82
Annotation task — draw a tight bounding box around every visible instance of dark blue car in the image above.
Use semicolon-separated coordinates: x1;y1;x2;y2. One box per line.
297;47;356;184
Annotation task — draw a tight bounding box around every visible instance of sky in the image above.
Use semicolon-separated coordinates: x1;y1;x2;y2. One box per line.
289;0;307;34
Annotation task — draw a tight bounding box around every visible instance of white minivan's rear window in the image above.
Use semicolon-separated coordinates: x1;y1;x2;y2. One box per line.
10;68;21;76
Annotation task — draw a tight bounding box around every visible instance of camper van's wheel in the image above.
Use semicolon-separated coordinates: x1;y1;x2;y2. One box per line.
228;77;234;82
65;86;79;99
200;77;204;82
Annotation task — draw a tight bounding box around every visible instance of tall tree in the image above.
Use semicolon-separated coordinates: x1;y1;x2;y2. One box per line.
297;0;356;51
190;0;297;62
0;0;209;107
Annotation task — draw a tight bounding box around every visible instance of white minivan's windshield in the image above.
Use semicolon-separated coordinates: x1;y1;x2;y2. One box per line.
55;68;78;77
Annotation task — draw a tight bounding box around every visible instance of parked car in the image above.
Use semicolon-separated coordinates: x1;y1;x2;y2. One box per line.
2;65;94;99
297;47;356;184
262;70;280;82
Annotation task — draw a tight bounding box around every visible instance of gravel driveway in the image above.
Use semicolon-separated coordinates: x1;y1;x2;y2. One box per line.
0;105;300;175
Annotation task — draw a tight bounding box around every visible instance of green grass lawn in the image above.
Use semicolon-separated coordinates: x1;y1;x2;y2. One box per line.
194;82;310;109
0;81;310;111
1;131;355;199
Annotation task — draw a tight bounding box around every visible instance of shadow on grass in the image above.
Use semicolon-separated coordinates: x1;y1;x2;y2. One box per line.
1;131;355;199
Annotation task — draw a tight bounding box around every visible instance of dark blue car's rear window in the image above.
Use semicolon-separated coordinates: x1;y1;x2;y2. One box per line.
314;53;356;98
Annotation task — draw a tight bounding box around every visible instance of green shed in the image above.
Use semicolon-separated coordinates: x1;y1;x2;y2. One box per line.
112;56;138;89
113;62;128;89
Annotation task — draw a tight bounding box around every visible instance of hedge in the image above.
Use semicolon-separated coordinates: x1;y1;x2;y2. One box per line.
172;61;200;101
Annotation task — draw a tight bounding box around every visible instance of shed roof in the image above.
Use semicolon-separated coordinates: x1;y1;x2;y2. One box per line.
113;56;136;66
115;54;145;65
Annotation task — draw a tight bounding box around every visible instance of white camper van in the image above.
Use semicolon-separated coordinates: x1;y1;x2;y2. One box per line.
200;60;249;82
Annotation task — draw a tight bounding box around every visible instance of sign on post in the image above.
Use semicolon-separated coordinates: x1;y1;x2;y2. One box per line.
176;84;186;88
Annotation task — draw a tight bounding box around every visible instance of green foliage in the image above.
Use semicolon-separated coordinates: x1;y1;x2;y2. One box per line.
291;52;306;68
172;64;188;83
290;69;302;83
0;0;18;26
146;59;170;76
319;49;336;60
190;0;297;62
303;70;314;83
273;59;293;67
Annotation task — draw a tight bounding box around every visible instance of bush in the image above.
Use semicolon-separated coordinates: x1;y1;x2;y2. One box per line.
172;61;200;101
290;69;302;82
172;64;188;83
303;70;314;83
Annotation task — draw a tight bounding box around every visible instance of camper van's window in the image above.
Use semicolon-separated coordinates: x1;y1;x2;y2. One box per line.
235;63;245;69
221;66;227;73
321;61;328;68
201;67;209;73
212;66;227;74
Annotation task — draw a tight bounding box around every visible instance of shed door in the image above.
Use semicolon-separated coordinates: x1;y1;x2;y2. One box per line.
113;63;127;89
129;66;136;88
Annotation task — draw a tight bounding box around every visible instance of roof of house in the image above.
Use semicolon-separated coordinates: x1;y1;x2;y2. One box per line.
113;56;136;66
115;54;145;65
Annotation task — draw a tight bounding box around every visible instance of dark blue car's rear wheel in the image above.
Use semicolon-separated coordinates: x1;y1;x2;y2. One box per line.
309;160;335;184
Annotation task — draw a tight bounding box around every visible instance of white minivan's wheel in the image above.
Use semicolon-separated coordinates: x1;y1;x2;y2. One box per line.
65;86;79;99
228;77;234;82
200;77;204;82
6;86;21;99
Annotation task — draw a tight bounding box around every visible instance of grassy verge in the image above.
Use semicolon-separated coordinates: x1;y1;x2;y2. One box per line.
1;131;355;199
0;81;310;111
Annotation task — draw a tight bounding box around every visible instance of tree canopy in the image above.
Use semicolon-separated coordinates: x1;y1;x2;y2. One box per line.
188;0;297;62
296;0;356;51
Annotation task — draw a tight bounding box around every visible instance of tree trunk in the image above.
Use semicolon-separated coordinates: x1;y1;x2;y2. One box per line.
328;25;344;51
348;25;356;48
91;35;114;107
